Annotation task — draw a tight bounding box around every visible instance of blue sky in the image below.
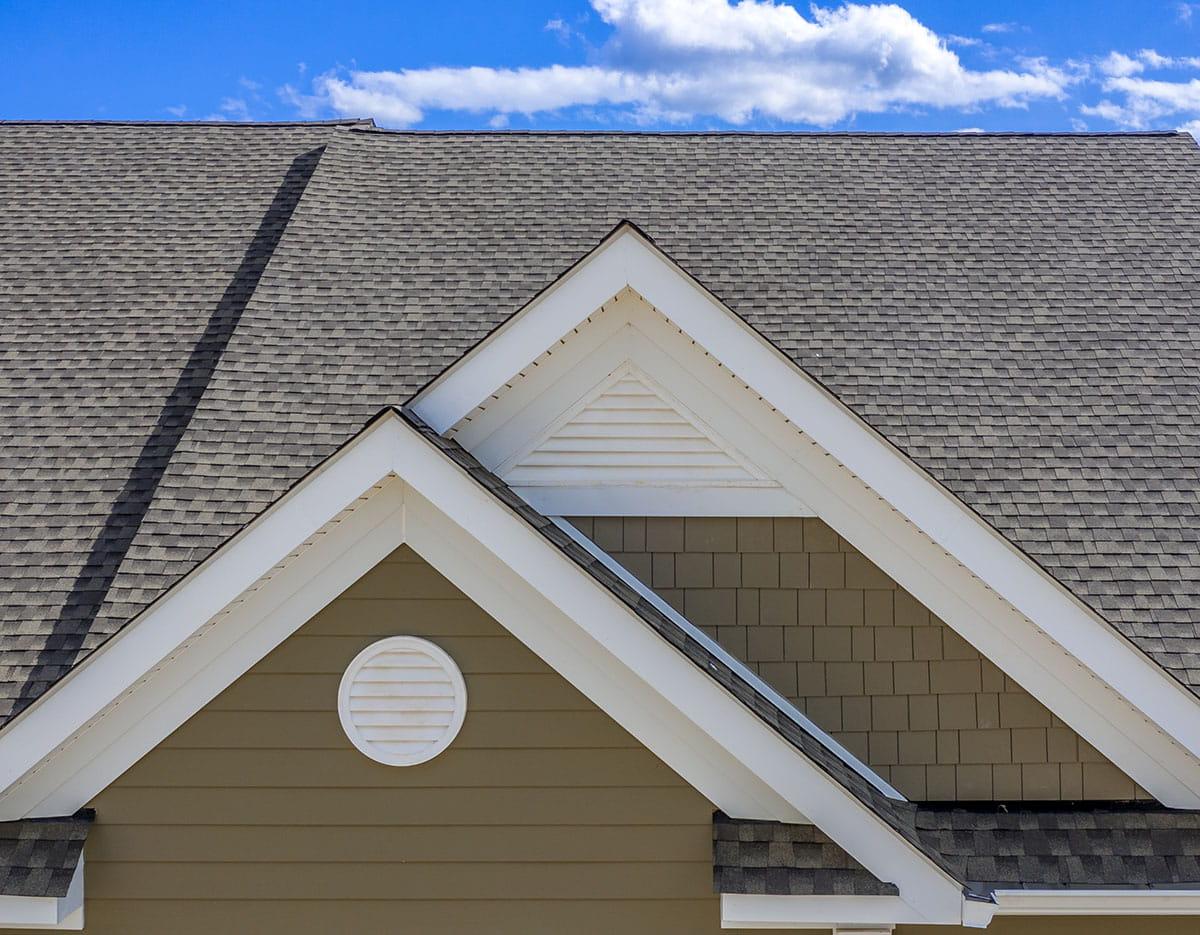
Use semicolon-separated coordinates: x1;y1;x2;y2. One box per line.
3;0;1200;133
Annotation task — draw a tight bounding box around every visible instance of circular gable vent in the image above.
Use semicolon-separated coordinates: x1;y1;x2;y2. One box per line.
337;636;467;766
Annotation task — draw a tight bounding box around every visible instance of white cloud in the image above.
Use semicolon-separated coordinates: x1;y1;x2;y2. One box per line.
981;21;1019;34
1084;52;1200;129
218;97;252;121
1178;3;1199;24
544;17;574;42
165;104;187;118
1180;118;1200;137
302;0;1069;128
1099;51;1142;78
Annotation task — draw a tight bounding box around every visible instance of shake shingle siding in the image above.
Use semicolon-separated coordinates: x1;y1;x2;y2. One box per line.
2;126;1200;725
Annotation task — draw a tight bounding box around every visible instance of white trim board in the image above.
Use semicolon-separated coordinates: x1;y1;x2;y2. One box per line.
722;889;1200;930
0;858;84;930
0;412;966;926
410;222;1200;807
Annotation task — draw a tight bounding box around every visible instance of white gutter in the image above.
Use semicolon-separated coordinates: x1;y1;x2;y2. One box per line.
724;889;1200;930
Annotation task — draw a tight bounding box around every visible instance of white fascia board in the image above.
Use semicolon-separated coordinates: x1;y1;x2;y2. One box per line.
720;894;924;930
722;889;1200;930
992;889;1200;916
0;857;84;930
409;225;1200;804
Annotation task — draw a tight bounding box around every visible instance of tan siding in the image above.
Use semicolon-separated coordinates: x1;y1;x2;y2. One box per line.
75;546;729;934
18;544;1166;934
572;516;1146;802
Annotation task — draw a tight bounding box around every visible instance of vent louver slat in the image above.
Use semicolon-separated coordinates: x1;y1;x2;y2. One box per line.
506;364;767;486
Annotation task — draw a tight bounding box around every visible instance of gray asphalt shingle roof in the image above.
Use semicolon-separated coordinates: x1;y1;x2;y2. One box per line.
0;811;91;898
717;805;1200;898
2;123;1199;730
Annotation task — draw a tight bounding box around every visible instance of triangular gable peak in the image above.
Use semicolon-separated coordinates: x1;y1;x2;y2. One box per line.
502;361;770;487
449;288;808;516
411;221;1200;809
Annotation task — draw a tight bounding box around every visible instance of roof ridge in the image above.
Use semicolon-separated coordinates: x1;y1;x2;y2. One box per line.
345;126;1185;138
0;119;375;127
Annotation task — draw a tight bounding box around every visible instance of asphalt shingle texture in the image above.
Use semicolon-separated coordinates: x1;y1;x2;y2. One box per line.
717;805;1200;897
0;811;91;898
713;812;898;896
3;125;1200;724
0;121;364;722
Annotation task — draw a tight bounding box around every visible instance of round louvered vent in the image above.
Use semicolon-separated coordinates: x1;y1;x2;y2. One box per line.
337;636;467;766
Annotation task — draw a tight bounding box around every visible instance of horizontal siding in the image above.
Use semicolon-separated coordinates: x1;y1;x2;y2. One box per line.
79;546;732;935
9;545;1166;935
77;900;728;935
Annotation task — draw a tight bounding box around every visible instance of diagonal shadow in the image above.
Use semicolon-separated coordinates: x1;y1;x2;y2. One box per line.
14;146;326;719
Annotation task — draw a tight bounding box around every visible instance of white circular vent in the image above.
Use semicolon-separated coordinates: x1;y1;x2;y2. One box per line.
337;636;467;766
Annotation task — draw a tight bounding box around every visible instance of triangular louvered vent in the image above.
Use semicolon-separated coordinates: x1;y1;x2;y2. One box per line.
503;364;770;486
337;636;467;766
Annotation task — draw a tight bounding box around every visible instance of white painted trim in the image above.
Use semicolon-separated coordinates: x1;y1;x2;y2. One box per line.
453;295;810;517
0;857;83;930
992;889;1200;916
409;224;1200;806
517;485;807;516
0;413;964;923
722;888;1200;930
720;894;924;929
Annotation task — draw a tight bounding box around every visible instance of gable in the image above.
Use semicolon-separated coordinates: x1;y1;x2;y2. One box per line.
83;546;730;934
413;224;1200;809
448;288;808;517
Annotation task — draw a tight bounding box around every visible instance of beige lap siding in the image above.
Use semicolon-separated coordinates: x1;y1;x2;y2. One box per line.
570;517;1147;802
76;547;731;935
10;546;1176;934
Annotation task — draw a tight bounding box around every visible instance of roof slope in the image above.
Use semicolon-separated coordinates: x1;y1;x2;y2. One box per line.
718;805;1200;897
0;811;90;898
0;122;364;722
2;126;1200;724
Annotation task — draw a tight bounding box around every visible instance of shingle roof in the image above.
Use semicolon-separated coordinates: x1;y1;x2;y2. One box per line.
717;804;1200;897
2;125;1200;724
713;812;897;896
0;811;91;898
0;121;365;722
